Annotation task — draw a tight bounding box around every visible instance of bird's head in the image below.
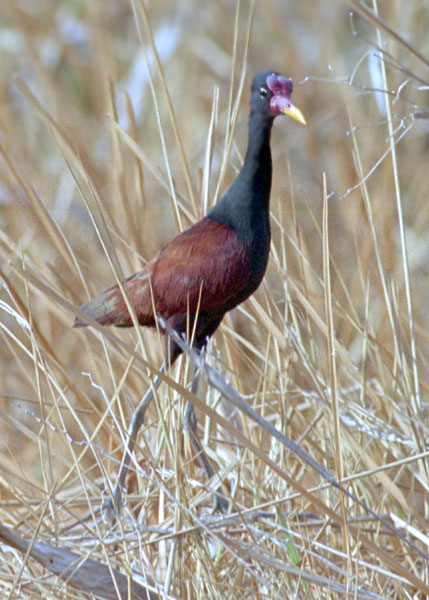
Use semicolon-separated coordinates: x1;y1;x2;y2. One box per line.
251;70;306;125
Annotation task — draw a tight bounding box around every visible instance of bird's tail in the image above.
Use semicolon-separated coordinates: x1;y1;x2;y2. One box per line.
73;286;133;328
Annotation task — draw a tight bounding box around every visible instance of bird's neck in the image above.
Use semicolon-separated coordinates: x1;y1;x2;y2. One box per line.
235;110;274;210
207;109;274;243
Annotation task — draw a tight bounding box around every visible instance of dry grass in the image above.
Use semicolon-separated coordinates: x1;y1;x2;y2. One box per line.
0;0;428;598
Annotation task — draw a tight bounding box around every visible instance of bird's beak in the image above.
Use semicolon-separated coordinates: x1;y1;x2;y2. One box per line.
281;103;306;125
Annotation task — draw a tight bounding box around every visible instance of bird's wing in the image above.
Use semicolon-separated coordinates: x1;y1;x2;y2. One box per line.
74;218;250;328
150;217;250;316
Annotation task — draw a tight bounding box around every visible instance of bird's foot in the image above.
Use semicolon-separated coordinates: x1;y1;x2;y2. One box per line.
102;487;123;525
213;488;229;514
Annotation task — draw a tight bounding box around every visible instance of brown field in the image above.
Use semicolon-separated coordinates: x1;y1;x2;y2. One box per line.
0;1;428;598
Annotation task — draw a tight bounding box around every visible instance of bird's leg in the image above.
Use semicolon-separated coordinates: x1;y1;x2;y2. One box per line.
183;362;229;513
105;369;163;518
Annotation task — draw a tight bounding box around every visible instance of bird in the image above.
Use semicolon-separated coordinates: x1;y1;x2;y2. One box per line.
74;70;306;515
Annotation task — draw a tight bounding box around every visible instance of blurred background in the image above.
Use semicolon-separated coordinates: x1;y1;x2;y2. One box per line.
0;0;428;597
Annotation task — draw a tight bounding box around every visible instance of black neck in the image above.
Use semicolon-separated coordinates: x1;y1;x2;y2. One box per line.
208;107;274;231
228;107;274;212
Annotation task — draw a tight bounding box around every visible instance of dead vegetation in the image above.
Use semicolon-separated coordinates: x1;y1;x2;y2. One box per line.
0;0;428;598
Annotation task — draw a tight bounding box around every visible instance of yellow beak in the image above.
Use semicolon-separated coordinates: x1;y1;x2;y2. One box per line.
282;103;306;125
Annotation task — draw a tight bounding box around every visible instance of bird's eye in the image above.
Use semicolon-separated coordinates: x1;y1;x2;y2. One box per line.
259;87;268;97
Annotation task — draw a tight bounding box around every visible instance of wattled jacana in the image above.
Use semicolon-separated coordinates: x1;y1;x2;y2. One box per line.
75;70;306;514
